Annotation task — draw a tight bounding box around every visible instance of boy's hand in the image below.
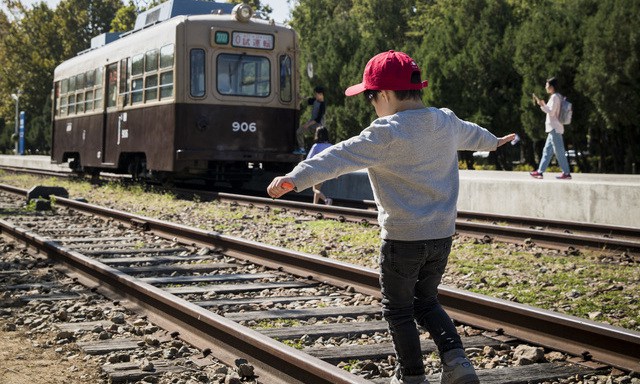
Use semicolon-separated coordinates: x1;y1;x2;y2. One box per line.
497;133;517;147
267;177;295;198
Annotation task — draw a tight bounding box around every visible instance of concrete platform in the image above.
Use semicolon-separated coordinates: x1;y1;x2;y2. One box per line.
0;155;71;173
295;169;640;229
2;155;638;228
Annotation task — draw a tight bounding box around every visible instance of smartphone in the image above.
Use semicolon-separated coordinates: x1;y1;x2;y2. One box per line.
532;93;539;105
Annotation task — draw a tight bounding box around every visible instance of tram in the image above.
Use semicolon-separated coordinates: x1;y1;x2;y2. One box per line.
51;1;301;186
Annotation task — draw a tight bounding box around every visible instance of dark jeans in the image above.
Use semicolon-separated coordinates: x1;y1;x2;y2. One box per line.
379;237;462;377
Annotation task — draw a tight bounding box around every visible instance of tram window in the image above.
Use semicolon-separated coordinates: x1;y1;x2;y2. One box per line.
96;67;103;86
279;55;292;102
94;67;104;110
69;76;76;92
86;69;95;87
160;44;174;69
119;59;129;106
160;71;173;99
217;53;270;97
85;90;94;111
76;92;84;113
145;74;158;102
61;78;69;94
95;88;103;109
132;54;144;76
54;82;61;116
106;63;118;108
145;49;159;72
76;73;85;90
60;95;68;116
54;81;60;116
131;78;143;104
190;49;205;98
67;94;75;114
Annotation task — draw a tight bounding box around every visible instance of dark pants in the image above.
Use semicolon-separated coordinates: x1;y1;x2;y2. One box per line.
379;237;463;377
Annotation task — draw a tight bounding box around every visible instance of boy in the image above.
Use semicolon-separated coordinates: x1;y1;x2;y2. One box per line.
268;50;515;384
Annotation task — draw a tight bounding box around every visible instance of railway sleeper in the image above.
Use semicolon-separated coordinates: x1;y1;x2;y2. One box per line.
369;363;596;384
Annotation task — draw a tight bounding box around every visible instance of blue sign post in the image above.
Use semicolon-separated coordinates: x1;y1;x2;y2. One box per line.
18;111;25;155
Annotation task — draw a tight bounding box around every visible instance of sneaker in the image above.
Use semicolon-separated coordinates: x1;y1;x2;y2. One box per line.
556;173;572;180
440;357;479;384
292;148;307;155
390;374;429;384
529;171;543;179
324;198;333;206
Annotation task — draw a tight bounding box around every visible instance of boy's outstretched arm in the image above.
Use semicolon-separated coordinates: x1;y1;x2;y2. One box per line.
497;133;517;148
267;177;295;198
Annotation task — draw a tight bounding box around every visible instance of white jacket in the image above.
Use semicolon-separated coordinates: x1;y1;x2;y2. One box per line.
541;93;563;134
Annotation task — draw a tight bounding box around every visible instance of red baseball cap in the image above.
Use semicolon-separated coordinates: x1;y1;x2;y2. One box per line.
345;50;428;96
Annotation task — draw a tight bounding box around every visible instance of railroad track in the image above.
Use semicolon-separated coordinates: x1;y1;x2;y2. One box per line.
3;164;639;256
1;184;639;383
171;188;640;257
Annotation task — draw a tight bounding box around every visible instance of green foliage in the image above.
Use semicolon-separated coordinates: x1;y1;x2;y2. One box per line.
576;0;640;173
0;0;123;154
282;339;305;349
1;0;638;172
110;1;137;32
511;0;597;168
412;0;521;169
339;359;362;372
290;0;639;173
292;0;415;142
0;2;61;153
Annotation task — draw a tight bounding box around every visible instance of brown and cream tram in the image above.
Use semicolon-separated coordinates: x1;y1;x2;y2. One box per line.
51;1;300;186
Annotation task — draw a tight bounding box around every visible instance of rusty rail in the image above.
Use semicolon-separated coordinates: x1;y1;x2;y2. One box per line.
1;183;639;373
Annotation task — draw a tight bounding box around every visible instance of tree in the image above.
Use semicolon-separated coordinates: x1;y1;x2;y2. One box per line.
0;1;61;154
411;0;521;169
53;0;122;57
512;0;597;172
110;1;137;32
0;0;122;154
291;0;415;142
577;0;640;173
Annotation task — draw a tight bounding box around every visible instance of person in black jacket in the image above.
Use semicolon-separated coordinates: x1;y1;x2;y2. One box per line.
294;86;326;155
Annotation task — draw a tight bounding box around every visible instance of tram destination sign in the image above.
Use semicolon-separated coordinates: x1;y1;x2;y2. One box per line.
232;32;274;50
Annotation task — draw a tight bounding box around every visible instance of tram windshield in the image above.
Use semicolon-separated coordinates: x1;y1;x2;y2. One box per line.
216;53;270;97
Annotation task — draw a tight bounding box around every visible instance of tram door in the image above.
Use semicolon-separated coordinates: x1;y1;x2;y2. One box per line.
103;63;119;164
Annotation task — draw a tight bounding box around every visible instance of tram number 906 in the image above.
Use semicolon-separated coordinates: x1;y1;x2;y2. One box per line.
232;121;257;133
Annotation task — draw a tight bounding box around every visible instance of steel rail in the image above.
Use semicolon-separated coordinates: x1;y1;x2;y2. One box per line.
210;190;378;224
4;165;638;251
453;221;640;254
180;189;640;254
456;211;640;239
0;222;370;384
2;184;639;372
52;198;640;373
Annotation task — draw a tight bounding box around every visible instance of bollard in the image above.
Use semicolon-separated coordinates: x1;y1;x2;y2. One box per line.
26;186;69;203
33;198;52;211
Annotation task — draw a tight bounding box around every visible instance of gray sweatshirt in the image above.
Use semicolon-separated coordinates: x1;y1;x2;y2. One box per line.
287;107;499;241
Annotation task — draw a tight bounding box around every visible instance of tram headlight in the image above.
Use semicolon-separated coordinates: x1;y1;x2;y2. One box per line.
232;4;253;22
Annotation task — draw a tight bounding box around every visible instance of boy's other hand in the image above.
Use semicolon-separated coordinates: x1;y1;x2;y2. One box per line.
497;133;517;147
267;177;295;198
